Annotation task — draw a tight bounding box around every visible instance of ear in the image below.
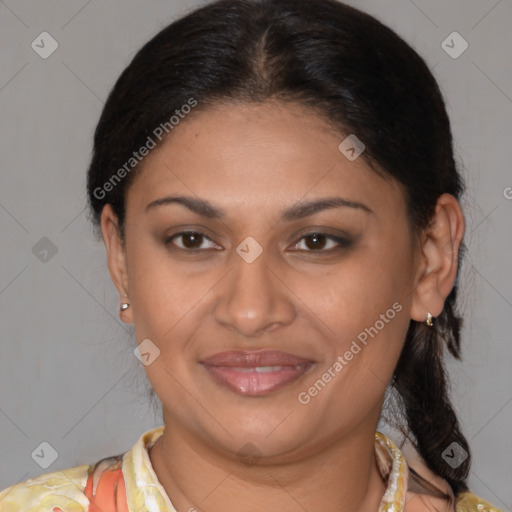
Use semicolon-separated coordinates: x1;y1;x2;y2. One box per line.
100;204;133;324
410;193;465;322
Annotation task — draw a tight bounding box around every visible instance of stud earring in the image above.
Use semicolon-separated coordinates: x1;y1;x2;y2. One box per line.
120;293;130;312
425;312;435;327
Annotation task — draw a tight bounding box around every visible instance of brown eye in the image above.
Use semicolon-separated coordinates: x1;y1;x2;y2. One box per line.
292;232;351;252
165;231;217;250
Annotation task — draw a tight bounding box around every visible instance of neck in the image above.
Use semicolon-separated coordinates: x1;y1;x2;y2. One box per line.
149;420;388;512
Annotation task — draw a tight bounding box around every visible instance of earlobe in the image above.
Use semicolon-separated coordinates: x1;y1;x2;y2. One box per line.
100;204;133;324
410;194;465;323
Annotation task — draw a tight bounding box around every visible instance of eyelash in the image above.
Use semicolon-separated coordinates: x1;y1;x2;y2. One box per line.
164;231;352;254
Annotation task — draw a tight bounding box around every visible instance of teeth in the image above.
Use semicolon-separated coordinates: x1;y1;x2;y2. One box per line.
255;366;284;373
233;366;285;373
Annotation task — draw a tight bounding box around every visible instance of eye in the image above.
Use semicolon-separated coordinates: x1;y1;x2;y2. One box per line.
164;231;351;253
291;232;351;252
165;231;218;251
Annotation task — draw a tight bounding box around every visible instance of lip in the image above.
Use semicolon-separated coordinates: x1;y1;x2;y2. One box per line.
202;350;314;367
201;350;315;396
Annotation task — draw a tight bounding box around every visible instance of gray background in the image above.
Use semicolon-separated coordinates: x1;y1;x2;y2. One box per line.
0;0;511;509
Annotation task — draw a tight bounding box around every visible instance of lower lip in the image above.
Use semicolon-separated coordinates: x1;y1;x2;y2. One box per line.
202;364;313;396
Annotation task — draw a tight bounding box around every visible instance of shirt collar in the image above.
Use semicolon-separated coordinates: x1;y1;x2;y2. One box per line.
122;427;409;511
122;426;175;512
374;431;409;511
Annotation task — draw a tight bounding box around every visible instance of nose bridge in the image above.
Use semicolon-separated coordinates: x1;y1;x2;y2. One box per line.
213;240;295;337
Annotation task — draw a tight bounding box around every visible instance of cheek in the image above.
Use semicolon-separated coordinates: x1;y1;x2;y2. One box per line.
125;242;219;375
125;238;191;327
297;238;412;388
295;239;411;335
299;299;408;429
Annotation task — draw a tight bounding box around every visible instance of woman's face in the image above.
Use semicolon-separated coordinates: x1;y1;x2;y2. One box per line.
105;101;421;462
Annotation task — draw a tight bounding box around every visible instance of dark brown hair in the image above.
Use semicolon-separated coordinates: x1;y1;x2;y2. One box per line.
86;0;470;497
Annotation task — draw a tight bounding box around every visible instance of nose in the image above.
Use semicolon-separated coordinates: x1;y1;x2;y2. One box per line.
212;245;296;339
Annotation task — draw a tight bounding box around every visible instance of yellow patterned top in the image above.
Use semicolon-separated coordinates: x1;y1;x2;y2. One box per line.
0;427;503;511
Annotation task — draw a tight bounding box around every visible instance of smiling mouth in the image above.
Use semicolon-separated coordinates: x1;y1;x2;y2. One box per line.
200;350;315;396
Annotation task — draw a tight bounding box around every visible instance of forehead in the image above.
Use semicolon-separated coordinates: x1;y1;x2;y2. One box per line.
126;101;404;221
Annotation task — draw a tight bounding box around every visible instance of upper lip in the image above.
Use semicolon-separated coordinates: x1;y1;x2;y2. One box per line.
201;350;314;368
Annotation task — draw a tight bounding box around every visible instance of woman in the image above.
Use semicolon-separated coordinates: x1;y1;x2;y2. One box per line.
0;0;502;510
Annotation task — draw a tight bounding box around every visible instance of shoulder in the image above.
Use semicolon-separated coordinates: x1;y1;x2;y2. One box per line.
455;491;504;512
0;454;126;512
0;463;90;511
395;436;502;512
404;491;503;512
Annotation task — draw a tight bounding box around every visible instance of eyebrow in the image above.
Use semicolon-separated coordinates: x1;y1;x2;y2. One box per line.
145;194;373;221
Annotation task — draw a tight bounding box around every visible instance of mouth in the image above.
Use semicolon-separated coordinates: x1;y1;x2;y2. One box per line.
200;350;315;396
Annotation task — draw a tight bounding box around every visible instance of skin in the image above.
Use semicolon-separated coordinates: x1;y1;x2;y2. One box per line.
101;100;465;512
